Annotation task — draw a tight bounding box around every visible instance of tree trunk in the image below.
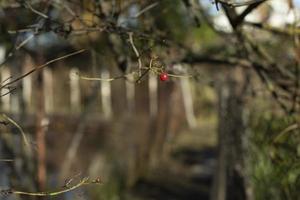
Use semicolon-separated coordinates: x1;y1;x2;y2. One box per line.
211;69;247;200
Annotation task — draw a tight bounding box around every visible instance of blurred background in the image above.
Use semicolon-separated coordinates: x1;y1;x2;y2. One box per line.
0;0;299;200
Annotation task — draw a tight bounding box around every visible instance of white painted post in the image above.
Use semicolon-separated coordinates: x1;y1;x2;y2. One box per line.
126;78;135;112
1;68;11;112
100;69;112;119
43;68;54;113
177;64;197;129
0;46;10;112
22;55;33;112
69;68;81;113
149;73;158;118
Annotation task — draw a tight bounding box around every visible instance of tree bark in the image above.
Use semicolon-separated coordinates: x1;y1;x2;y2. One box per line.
211;69;247;200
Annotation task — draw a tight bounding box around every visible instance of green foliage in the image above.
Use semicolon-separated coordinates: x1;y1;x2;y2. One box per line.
90;169;125;200
249;114;300;200
154;0;190;41
191;24;218;49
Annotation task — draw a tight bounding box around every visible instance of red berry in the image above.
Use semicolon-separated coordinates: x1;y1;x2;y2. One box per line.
159;72;169;81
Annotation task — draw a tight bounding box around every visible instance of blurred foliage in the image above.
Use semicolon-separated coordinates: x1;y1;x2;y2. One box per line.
190;24;218;50
154;0;189;41
249;113;300;200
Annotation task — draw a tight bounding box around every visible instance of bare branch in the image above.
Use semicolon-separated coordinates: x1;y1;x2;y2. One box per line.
217;0;268;7
1;177;102;197
24;1;48;19
0;114;30;147
0;49;86;90
134;2;159;18
129;32;142;76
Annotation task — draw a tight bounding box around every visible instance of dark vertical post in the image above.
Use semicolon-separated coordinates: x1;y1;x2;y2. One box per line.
212;68;247;200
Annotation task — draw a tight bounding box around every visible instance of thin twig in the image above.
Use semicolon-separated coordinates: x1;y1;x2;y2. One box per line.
1;114;30;147
24;2;48;19
0;87;16;97
244;21;300;36
273;123;299;143
4;177;101;197
0;49;86;90
0;159;14;162
78;74;124;81
16;34;35;50
167;73;193;78
136;68;150;83
134;2;159;18
0;76;12;85
129;33;142;76
218;0;268;7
